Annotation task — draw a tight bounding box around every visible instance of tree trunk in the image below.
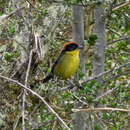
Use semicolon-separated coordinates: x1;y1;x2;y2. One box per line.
72;5;86;130
92;2;106;129
93;3;105;86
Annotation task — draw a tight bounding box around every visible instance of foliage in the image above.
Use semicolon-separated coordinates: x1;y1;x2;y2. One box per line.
0;0;129;129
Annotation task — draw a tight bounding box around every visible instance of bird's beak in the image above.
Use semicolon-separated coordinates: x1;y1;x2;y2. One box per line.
78;45;83;49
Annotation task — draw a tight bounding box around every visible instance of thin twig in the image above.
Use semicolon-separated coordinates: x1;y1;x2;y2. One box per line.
34;31;41;59
106;27;121;36
72;93;88;105
107;36;130;46
83;62;130;84
48;6;68;40
0;74;70;130
24;0;35;8
104;71;130;84
22;90;26;130
72;107;130;112
44;0;93;7
96;83;130;100
24;0;43;14
22;50;33;130
106;0;117;17
13;115;21;130
25;50;33;87
112;1;130;11
6;6;25;18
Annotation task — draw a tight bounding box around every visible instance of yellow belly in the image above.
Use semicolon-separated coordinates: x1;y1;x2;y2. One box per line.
54;49;80;80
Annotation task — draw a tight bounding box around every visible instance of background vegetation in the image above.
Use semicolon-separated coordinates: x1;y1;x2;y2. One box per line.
0;0;129;129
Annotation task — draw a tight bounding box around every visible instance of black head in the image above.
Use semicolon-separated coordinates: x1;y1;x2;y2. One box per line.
62;42;80;52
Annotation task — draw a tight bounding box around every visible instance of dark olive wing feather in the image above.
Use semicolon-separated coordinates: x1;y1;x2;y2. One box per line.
42;50;65;83
51;50;65;73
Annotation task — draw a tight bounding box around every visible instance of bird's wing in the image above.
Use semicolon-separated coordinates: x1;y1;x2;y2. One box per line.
42;50;65;83
51;50;65;73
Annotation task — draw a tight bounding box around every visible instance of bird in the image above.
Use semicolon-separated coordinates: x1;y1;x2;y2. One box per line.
43;41;82;83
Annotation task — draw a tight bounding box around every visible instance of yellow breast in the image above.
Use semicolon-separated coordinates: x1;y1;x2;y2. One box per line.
54;49;80;79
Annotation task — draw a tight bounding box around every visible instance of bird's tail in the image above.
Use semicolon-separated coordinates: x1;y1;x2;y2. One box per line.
42;73;53;83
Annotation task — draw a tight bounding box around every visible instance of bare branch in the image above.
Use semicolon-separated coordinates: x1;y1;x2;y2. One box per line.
25;50;33;86
22;50;33;130
104;71;130;84
107;35;130;46
96;83;130;100
24;0;35;8
24;0;43;14
83;62;130;84
13;115;21;130
22;91;26;130
106;0;117;17
106;27;121;36
6;6;25;18
72;107;130;113
51;7;68;39
72;93;88;106
113;1;130;11
0;75;70;130
44;0;93;7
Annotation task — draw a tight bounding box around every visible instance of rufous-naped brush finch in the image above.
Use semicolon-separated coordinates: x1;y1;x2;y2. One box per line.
43;42;82;83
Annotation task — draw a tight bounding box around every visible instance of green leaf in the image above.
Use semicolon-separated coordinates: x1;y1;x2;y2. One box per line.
47;68;51;73
111;126;117;130
71;0;80;4
100;98;107;104
87;34;98;46
86;95;94;103
4;52;13;62
36;14;42;20
94;124;102;130
77;69;84;78
7;27;15;34
42;10;48;15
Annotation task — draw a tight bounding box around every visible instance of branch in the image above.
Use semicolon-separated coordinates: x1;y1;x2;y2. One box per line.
69;75;129;106
24;0;35;8
0;6;25;25
83;62;130;84
112;1;130;11
106;0;117;17
104;71;130;84
71;93;88;106
44;0;93;7
50;7;68;39
106;27;121;36
6;6;25;18
25;50;33;87
22;50;33;130
96;82;130;100
24;0;43;14
0;75;70;130
72;107;130;113
107;36;130;46
13;115;21;130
